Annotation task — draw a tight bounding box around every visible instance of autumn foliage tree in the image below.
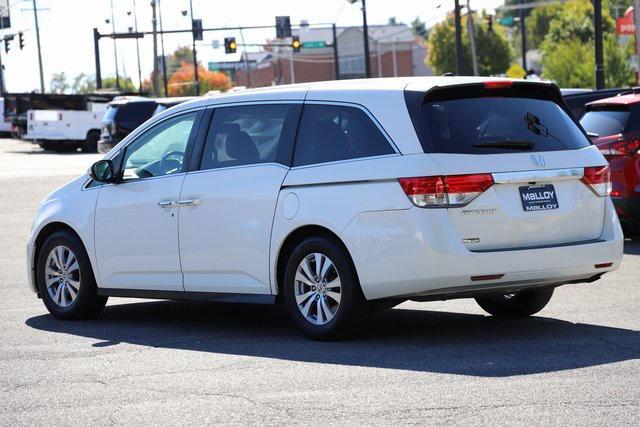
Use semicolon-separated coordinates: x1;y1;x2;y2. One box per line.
168;61;231;96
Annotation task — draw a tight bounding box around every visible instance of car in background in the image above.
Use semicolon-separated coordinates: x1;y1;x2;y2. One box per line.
98;97;157;153
27;77;622;339
562;88;628;118
152;97;197;116
580;93;640;229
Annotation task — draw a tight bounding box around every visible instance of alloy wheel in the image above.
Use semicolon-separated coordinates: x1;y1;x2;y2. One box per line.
294;253;342;325
45;245;80;308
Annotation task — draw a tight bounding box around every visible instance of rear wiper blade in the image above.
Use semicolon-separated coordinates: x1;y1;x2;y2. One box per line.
472;140;536;150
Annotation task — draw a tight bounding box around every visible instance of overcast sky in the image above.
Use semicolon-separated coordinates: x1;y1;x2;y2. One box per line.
1;0;504;92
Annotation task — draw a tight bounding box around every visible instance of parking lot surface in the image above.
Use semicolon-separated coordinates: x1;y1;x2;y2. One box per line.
0;138;638;425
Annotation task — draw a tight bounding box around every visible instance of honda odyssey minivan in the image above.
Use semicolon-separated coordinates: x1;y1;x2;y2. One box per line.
27;77;623;338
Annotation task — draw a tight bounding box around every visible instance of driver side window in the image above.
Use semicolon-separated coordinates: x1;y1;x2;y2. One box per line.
122;112;198;181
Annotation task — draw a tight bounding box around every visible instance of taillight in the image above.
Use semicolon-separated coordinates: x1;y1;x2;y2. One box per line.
398;174;494;208
599;139;640;157
581;166;611;197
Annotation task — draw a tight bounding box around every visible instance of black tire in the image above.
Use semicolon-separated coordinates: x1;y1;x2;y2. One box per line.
36;231;107;320
52;143;77;153
82;131;100;153
475;287;554;318
283;236;362;339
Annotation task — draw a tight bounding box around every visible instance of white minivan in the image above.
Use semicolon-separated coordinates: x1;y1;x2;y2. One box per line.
27;77;623;338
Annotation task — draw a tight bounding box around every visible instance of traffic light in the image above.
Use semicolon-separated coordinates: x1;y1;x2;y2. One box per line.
224;37;237;54
275;16;291;38
192;19;203;41
292;36;301;52
18;32;24;50
487;15;493;32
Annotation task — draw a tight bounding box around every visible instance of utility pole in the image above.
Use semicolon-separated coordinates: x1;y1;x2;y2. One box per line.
633;0;640;85
32;0;45;93
332;23;340;80
361;0;371;78
109;0;120;89
132;0;142;93
453;0;464;75
189;0;200;95
0;49;4;95
466;0;478;76
239;27;252;87
594;0;605;89
520;0;527;71
151;0;159;96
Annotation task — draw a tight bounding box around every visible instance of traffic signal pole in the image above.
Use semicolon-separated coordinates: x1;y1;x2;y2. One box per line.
332;23;340;80
32;0;45;93
93;28;102;89
520;0;527;71
189;0;200;95
593;0;605;89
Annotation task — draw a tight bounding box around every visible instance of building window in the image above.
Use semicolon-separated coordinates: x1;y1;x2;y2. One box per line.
339;56;365;75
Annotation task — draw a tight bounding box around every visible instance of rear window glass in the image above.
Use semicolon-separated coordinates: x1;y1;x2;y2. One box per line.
115;102;157;124
413;88;591;154
580;109;630;137
103;106;118;121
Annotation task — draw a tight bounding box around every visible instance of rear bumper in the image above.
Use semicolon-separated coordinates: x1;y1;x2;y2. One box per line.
612;197;640;224
342;197;624;300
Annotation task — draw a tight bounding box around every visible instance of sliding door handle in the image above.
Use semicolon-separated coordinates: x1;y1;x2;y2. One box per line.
177;198;201;207
158;200;176;208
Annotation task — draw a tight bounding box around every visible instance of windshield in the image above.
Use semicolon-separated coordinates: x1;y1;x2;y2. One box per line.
420;96;590;154
580;109;629;137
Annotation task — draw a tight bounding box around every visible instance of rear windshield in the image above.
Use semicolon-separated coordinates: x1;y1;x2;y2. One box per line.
410;85;591;154
579;108;630;137
103;106;118;122
110;102;157;124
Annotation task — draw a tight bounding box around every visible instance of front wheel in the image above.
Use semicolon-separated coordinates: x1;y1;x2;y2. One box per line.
283;237;361;339
475;287;554;318
36;231;108;320
82;131;100;153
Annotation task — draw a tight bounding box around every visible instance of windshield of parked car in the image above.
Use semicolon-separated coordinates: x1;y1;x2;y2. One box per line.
580;108;630;137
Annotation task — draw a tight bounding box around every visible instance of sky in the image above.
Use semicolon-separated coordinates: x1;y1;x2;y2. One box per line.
0;0;504;93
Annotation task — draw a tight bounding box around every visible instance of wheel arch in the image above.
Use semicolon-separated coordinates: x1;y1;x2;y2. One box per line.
274;224;363;302
32;222;91;294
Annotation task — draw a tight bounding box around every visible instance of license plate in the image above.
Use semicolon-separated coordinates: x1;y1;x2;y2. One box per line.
519;184;559;212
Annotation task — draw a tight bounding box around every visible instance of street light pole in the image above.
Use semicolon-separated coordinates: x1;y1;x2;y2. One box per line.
189;0;200;95
32;0;45;93
109;0;121;89
132;0;143;93
520;0;527;71
453;0;464;75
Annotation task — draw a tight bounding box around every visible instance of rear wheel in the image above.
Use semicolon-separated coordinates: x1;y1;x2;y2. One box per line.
36;231;107;320
52;142;77;153
475;287;554;318
82;131;100;153
283;237;361;339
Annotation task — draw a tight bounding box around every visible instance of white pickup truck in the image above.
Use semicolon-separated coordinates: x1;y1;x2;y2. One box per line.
23;101;109;152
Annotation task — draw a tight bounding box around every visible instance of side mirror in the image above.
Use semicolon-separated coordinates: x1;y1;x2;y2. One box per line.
90;159;116;183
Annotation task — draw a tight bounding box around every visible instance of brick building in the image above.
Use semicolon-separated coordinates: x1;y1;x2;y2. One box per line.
230;24;432;88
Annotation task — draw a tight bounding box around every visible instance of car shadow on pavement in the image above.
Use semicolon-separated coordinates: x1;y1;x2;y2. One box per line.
624;237;640;255
25;300;640;377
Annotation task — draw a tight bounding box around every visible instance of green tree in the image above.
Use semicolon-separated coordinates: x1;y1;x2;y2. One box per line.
72;73;96;94
411;16;428;39
527;4;563;49
427;13;512;76
50;72;69;94
540;0;633;88
101;76;137;92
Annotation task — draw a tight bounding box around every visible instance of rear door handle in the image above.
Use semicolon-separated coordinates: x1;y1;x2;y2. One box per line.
158;200;176;208
177;198;201;207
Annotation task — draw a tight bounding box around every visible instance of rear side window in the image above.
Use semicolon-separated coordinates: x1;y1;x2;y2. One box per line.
409;85;591;154
580;108;630;137
293;104;394;167
200;104;299;170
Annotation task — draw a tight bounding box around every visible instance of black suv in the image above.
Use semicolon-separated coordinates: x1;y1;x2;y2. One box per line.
98;98;158;153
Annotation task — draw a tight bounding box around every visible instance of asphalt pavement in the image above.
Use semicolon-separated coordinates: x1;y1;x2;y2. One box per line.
0;138;638;425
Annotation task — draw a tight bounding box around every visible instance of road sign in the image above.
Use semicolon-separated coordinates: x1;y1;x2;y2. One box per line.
498;16;514;27
302;41;327;49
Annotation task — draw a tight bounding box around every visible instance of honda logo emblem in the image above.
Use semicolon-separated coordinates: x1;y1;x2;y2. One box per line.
530;154;546;167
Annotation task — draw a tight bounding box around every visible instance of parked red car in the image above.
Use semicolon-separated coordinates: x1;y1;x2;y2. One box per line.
580;93;640;228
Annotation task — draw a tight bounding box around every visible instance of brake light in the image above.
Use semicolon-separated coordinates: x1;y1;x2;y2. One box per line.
599;139;640;157
484;80;513;89
398;174;494;208
581;166;611;197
